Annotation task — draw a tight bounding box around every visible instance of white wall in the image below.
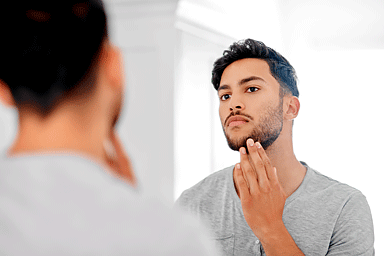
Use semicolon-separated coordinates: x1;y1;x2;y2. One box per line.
106;0;179;203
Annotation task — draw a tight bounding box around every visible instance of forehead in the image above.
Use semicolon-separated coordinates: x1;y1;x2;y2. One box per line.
220;58;276;86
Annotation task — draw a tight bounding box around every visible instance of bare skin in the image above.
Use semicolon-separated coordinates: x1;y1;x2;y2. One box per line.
0;40;136;187
218;58;307;255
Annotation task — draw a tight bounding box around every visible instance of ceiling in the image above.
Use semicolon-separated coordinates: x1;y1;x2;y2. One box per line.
104;0;384;49
178;0;384;50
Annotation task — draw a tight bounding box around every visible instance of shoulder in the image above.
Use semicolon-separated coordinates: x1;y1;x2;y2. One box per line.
288;163;373;230
0;156;218;255
306;168;375;255
86;190;220;256
304;164;374;238
176;165;234;208
304;163;363;202
285;163;374;255
117;197;217;255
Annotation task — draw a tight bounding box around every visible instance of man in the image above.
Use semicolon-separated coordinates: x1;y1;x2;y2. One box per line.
0;1;217;255
176;39;375;255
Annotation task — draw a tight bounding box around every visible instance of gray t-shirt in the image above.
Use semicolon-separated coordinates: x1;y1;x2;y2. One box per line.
0;154;218;256
176;163;375;256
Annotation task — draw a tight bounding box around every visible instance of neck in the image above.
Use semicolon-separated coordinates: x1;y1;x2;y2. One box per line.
264;131;306;198
8;104;109;166
233;126;306;199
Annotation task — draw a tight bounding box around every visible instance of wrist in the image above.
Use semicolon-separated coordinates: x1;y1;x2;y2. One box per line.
257;221;304;256
257;219;286;244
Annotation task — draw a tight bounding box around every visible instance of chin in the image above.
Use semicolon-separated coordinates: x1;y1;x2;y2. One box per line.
225;129;280;152
226;134;250;151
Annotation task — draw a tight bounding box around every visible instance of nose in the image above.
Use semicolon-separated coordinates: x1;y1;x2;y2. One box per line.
229;95;245;111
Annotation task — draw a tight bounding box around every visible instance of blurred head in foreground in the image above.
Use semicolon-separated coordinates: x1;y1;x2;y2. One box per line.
0;4;220;255
0;0;134;183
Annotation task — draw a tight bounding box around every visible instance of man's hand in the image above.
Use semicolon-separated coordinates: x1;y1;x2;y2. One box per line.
234;138;304;255
234;138;286;238
104;130;136;187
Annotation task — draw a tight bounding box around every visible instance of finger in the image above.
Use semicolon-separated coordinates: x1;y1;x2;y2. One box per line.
246;139;269;191
233;163;250;200
240;146;259;194
107;131;136;186
254;141;276;183
272;167;280;187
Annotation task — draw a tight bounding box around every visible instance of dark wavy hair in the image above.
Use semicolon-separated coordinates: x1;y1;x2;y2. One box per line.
0;0;108;115
211;39;299;97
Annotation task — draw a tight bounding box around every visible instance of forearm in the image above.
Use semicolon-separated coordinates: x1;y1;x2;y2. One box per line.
258;222;305;256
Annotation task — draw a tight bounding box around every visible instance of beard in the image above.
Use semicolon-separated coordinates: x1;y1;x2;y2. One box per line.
224;98;284;151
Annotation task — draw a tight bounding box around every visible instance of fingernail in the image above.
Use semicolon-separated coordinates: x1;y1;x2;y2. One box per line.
240;147;246;154
256;142;261;148
247;138;254;147
236;163;241;170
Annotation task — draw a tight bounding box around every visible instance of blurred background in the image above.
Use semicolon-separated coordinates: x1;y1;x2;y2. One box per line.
0;0;382;252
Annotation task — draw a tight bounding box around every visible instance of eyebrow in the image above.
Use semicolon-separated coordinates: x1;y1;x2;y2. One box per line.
217;76;266;92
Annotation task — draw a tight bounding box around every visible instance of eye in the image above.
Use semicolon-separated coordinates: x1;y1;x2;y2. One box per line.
220;94;231;101
247;87;259;93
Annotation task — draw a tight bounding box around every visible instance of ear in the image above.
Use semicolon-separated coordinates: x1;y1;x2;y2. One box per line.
98;41;125;93
0;79;16;108
284;96;300;121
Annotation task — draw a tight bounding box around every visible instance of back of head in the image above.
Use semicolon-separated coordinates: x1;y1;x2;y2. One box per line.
0;0;108;116
211;39;299;97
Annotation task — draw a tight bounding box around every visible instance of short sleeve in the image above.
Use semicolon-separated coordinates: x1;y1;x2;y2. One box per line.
174;191;187;208
327;191;375;255
174;188;201;215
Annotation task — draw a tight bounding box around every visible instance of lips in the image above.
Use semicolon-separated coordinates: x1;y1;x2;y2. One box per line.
227;116;249;127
